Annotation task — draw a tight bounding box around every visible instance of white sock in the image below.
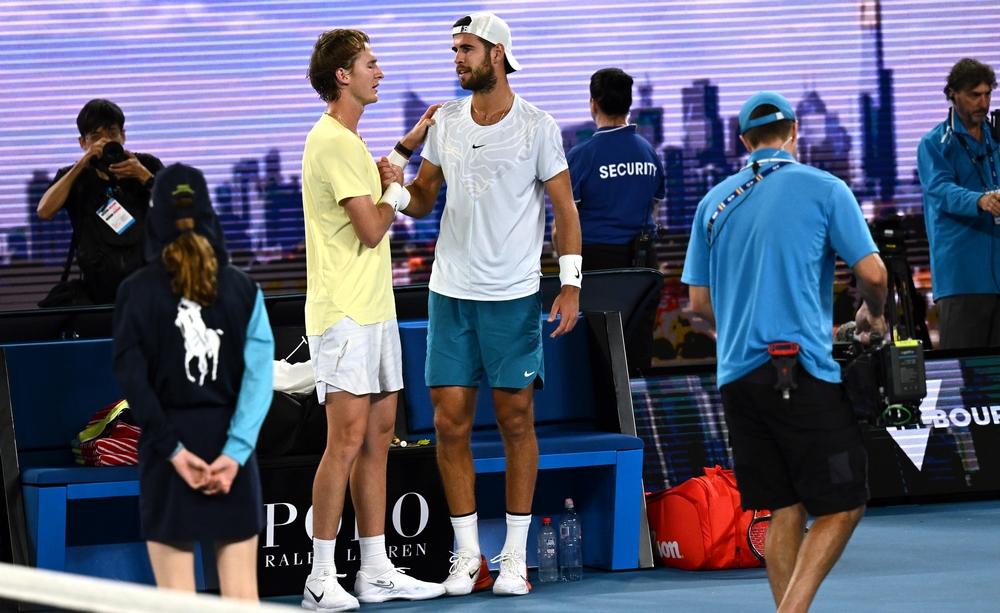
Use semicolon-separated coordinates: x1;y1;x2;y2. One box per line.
311;537;336;575
450;512;480;556
502;513;532;559
359;534;394;576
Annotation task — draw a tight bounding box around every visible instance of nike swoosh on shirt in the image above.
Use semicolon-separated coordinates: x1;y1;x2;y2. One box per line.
524;370;536;378
472;144;486;149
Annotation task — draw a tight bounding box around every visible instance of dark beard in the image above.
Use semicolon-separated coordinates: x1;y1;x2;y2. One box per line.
461;63;497;93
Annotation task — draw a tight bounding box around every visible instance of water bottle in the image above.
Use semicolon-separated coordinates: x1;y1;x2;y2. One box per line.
537;517;559;582
558;498;582;581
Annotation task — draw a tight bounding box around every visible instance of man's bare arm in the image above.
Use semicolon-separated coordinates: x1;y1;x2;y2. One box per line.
688;285;715;329
403;160;446;219
342;195;398;249
38;138;109;219
545;169;582;338
852;252;888;343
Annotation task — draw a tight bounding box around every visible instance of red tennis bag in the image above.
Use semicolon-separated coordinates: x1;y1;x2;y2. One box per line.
71;399;141;467
646;466;769;570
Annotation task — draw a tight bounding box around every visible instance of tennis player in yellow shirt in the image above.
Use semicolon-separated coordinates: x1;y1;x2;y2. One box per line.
299;28;442;612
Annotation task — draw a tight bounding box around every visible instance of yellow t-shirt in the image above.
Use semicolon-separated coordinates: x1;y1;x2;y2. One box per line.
301;114;394;335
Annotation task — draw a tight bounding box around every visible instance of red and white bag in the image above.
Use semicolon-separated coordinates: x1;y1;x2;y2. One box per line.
71;399;141;466
646;465;769;570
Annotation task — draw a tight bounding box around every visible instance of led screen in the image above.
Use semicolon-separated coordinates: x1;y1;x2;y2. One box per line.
631;355;1000;498
1;0;999;311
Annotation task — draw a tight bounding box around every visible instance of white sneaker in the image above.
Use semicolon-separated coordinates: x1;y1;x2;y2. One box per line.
491;551;531;596
301;570;359;612
354;566;447;603
441;550;494;596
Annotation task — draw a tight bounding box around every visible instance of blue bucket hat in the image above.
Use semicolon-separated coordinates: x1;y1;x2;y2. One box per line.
738;91;796;134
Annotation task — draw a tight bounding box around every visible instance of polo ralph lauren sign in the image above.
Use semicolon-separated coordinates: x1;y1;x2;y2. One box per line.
256;447;451;596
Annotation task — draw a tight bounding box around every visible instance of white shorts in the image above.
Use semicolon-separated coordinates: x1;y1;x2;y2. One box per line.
308;317;403;401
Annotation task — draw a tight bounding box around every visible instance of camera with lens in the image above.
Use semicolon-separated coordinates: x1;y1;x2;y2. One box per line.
89;141;129;177
868;215;924;255
843;213;931;428
834;323;926;428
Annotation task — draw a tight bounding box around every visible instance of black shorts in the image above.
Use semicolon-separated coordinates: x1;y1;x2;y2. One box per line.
720;363;869;516
937;294;1000;350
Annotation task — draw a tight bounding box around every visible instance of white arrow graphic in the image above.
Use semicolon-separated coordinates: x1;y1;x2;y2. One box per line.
884;378;941;471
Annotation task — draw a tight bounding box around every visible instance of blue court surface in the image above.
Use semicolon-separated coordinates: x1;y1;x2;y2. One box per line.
272;499;1000;612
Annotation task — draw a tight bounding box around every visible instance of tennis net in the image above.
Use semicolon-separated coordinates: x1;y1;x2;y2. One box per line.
0;562;295;612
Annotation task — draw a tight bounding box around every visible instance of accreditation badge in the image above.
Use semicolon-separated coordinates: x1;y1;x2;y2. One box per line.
96;196;135;235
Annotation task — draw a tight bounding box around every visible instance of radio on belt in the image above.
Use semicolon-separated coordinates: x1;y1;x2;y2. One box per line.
768;341;800;400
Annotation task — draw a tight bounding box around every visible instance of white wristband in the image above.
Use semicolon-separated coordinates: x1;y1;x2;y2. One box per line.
378;182;411;213
387;149;410;169
558;254;583;287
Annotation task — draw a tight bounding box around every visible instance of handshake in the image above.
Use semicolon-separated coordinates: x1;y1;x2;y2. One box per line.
374;103;442;213
170;447;239;496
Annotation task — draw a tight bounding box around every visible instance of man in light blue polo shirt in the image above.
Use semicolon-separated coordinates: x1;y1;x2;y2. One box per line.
683;91;887;612
917;58;1000;349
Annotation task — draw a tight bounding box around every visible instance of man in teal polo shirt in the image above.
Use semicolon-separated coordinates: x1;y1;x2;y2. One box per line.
682;91;888;612
917;58;1000;349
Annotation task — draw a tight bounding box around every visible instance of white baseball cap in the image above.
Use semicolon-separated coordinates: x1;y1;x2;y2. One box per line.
451;12;521;73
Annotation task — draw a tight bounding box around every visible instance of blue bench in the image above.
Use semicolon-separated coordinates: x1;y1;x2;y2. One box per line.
0;339;146;576
397;315;645;570
0;312;646;577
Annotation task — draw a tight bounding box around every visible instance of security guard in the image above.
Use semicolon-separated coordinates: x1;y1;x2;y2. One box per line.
566;68;664;372
566;67;665;270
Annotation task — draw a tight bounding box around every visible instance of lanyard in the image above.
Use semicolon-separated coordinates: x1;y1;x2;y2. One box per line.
706;161;791;238
953;129;999;190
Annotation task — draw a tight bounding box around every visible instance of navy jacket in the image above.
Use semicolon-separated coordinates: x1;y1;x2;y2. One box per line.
113;163;273;462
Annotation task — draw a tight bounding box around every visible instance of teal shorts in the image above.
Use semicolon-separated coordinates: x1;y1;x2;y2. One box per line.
425;291;544;390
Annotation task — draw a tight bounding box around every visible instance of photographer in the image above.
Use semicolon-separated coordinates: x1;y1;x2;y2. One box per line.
682;92;887;612
917;58;1000;349
37;99;163;304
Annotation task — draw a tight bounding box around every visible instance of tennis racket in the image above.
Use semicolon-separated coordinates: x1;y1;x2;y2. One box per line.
747;509;771;564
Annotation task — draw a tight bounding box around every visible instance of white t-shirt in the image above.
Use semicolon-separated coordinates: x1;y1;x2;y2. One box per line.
422;95;568;301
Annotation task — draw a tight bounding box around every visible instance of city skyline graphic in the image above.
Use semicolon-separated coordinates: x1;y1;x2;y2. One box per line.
1;0;999;309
